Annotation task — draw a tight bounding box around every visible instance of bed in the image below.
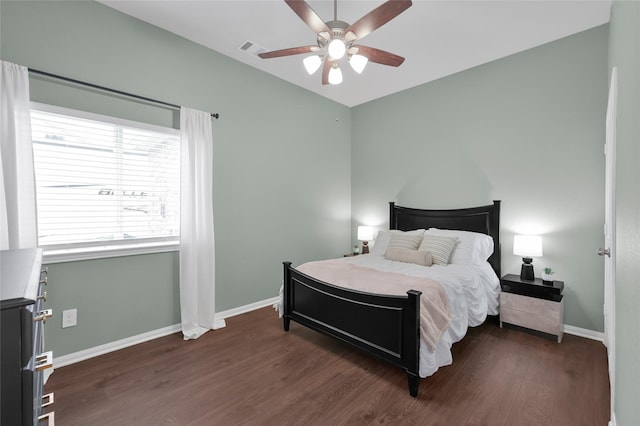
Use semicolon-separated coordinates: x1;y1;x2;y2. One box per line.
281;200;501;397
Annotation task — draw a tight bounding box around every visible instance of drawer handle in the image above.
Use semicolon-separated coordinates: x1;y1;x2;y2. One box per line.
35;351;54;371
38;410;55;425
35;309;53;323
42;392;55;408
38;291;48;302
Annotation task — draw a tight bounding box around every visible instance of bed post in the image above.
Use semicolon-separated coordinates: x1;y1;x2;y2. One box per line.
282;261;292;332
491;200;502;278
406;289;421;397
389;202;397;230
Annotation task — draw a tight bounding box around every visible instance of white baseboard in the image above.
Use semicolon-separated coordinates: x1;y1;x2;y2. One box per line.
53;295;280;368
53;298;604;369
53;323;182;368
564;324;605;343
217;296;279;320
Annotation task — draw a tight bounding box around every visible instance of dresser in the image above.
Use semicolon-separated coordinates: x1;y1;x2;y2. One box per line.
1;249;54;425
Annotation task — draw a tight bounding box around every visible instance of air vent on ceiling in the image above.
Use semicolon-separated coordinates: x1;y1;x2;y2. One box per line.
238;40;267;57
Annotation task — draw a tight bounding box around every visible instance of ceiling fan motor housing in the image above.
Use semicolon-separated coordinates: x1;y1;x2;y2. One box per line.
317;20;350;47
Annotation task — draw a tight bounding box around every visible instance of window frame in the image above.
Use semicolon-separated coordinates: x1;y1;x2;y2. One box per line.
30;102;181;263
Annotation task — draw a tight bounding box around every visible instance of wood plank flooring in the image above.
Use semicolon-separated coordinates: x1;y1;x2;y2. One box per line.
46;307;610;425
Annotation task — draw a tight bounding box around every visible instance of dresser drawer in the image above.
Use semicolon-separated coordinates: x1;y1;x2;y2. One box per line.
500;292;564;342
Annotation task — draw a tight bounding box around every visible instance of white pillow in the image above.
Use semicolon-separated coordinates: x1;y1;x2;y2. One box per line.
371;229;425;256
425;228;494;265
418;235;458;265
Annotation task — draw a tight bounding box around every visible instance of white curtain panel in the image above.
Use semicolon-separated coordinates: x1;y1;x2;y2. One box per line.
0;61;38;250
179;107;225;340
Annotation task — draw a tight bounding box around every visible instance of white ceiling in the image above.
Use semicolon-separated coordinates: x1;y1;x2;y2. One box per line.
99;0;611;107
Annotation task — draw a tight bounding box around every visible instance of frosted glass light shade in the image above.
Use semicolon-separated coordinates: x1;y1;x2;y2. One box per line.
303;55;322;75
328;64;343;85
513;235;543;257
357;226;374;242
328;39;346;60
349;54;368;74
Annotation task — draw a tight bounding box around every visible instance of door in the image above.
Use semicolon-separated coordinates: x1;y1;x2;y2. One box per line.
601;66;617;417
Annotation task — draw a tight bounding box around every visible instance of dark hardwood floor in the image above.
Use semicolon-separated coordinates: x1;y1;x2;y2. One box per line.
46;307;610;425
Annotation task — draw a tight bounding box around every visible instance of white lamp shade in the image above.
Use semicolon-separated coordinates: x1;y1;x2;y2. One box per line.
349;54;368;74
328;39;346;60
357;226;374;241
303;55;322;75
513;235;543;257
328;64;343;85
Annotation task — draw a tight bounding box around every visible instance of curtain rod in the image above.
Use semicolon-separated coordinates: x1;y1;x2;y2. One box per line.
28;68;220;119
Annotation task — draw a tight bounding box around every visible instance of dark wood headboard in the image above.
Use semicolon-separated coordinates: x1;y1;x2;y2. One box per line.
389;200;501;278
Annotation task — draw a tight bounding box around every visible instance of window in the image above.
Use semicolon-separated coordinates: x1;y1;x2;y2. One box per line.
31;104;180;261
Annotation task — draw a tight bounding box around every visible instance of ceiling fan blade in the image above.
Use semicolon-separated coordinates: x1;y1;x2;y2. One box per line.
353;45;405;67
322;59;332;85
285;0;331;35
345;0;412;42
258;46;318;59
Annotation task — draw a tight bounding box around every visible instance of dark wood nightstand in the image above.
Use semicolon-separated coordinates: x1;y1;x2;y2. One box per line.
500;273;565;342
343;253;359;257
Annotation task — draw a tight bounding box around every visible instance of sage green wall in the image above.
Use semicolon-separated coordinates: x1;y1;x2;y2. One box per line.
0;0;613;363
608;1;640;424
0;1;351;356
351;26;609;332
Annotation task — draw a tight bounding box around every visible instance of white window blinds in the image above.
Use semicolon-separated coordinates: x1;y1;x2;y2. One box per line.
31;105;180;250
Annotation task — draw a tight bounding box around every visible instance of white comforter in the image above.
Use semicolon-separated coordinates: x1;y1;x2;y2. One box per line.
339;254;500;377
278;254;500;378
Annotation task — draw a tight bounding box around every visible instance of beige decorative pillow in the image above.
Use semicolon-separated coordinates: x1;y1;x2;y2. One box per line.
387;233;423;251
385;247;433;267
418;235;458;265
371;229;425;256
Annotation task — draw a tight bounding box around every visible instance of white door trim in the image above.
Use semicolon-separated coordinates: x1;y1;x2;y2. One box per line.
604;66;617;423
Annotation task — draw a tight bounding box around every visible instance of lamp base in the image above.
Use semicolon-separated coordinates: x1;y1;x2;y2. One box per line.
520;261;535;281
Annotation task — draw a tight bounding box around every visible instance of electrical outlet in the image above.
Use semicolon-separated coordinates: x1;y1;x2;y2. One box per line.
62;309;77;328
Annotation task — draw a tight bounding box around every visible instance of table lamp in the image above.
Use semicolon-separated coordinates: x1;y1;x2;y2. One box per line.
357;226;374;254
513;235;543;281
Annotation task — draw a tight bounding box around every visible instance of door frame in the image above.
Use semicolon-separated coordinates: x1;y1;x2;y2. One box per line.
604;66;617;424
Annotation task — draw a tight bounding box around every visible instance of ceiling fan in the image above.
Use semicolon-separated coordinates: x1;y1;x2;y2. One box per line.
258;0;412;85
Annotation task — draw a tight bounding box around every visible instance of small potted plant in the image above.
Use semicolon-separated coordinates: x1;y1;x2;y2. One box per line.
542;267;554;284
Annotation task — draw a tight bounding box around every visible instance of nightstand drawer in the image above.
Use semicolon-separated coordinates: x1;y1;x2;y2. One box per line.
500;292;564;341
500;274;563;301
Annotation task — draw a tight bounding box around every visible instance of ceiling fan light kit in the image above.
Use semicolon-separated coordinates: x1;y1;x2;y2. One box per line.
258;0;412;85
303;55;323;74
328;63;343;85
328;38;346;60
349;54;368;74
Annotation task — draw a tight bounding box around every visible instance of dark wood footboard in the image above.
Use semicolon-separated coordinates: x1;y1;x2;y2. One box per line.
283;261;422;397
